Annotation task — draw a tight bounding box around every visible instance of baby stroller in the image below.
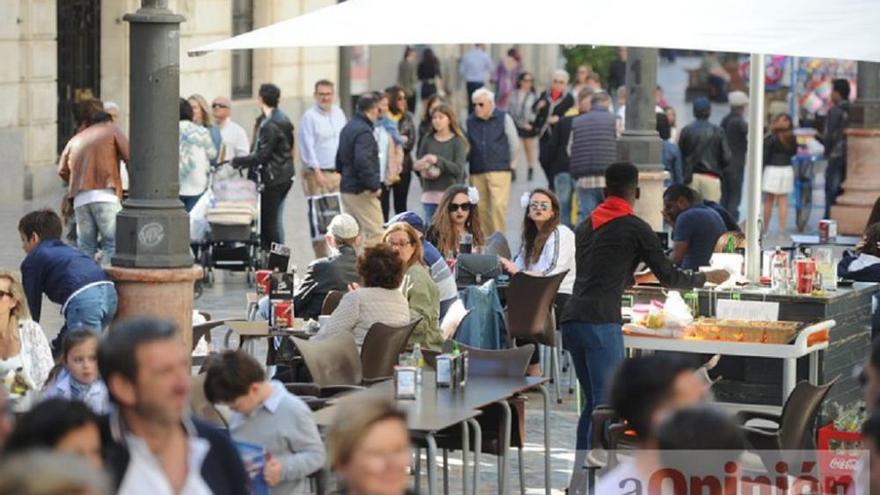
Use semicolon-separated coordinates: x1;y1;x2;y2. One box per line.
196;164;262;288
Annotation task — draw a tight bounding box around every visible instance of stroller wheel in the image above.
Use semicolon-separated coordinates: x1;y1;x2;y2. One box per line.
193;279;204;300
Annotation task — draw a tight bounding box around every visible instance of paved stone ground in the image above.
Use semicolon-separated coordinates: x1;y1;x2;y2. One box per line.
0;55;830;494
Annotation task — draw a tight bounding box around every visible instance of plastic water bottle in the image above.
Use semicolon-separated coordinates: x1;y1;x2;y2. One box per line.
411;344;424;385
771;247;789;293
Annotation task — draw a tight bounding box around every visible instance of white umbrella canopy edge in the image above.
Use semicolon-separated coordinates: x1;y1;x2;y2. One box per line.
188;0;880;62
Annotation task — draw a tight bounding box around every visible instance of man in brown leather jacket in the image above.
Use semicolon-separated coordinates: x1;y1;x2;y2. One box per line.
58;109;129;263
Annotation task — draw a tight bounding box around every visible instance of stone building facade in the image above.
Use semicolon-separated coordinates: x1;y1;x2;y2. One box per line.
2;0;560;203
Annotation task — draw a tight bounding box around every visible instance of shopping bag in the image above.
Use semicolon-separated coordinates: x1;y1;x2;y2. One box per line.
189;189;214;242
307;192;342;241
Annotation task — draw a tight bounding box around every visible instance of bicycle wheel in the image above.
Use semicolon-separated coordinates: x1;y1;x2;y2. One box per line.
796;179;812;232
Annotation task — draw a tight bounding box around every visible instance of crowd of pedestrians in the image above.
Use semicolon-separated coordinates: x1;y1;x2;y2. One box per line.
3;46;869;495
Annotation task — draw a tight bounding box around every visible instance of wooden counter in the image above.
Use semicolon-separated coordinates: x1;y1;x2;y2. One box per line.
626;283;878;410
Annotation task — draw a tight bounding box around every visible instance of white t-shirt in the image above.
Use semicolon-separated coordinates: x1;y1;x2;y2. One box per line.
513;225;576;294
74;189;119;209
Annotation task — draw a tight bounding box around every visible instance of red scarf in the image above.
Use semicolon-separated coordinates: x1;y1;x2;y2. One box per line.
550;89;563;101
590;196;634;230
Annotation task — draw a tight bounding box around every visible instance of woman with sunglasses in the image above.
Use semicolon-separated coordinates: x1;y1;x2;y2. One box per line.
507;72;539;183
414;104;468;223
500;189;575;376
426;186;485;259
0;271;53;394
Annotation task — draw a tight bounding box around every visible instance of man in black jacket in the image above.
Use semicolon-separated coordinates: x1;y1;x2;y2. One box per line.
232;83;295;251
560;162;728;489
720;91;749;220
98;318;248;495
336;93;383;245
824;79;850;219
679;97;732;203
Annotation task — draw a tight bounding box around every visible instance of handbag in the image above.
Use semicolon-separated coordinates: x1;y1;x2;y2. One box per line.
455;254;501;287
307;192;343;241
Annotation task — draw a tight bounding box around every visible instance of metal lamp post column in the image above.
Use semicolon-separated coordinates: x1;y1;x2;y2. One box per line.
113;0;191;268
107;0;201;349
617;47;666;229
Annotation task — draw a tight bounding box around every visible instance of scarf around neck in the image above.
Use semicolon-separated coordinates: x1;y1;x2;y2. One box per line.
590;196;634;230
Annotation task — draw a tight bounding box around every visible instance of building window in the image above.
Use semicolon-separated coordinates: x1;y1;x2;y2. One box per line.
231;0;254;99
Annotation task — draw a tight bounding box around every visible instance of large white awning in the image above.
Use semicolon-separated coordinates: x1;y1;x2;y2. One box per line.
190;0;880;62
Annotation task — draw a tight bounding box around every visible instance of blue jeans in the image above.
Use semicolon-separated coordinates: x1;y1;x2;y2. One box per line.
824;159;845;219
561;322;625;451
423;203;438;226
56;283;118;350
576;187;604;225
554;173;575;228
76;202;122;261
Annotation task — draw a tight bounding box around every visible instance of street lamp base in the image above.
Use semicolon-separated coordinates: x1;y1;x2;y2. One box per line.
112;206;193;268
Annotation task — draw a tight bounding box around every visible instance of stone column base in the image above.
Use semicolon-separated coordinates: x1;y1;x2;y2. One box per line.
105;265;202;353
830;128;880;235
635;170;669;230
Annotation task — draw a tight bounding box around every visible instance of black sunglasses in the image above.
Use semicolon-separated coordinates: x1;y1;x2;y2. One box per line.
474;102;486;107
0;290;13;299
448;202;472;213
211;103;228;109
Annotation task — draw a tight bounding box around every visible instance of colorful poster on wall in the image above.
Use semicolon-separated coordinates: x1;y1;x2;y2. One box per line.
350;46;370;95
794;58;857;117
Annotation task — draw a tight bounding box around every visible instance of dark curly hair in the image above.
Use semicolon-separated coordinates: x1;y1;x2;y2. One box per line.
357;244;405;289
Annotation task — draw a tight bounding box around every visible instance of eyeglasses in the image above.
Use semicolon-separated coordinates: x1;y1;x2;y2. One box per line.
448;202;472;212
529;201;552;212
474;102;486;108
211;103;228;109
0;290;14;300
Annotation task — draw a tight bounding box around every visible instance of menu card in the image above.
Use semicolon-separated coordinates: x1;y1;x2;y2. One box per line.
716;299;779;321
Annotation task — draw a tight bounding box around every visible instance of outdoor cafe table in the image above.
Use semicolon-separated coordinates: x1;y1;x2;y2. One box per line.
223;320;313;358
313;373;551;495
790;234;862;247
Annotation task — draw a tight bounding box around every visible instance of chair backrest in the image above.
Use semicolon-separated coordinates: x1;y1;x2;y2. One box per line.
188;373;229;429
456;342;534;378
292;334;363;387
361;319;422;380
191;320;231;352
505;271;568;345
321;290;344;315
483;231;512;259
778;378;837;450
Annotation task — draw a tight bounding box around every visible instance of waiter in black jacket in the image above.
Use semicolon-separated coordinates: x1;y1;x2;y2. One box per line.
561;162;729;492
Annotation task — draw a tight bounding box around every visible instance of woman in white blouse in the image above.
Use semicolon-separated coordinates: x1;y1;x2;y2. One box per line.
500;188;575;376
0;271;53;394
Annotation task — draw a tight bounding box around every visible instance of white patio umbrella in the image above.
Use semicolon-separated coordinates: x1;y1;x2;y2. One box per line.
190;0;880;279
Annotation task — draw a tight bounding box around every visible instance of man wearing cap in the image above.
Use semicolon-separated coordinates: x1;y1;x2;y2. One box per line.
678;96;731;203
298;80;348;258
258;213;360;322
386;211;459;317
211;96;251;164
720;91;749;221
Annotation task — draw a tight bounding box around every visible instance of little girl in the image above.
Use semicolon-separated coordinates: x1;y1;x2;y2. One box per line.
42;328;109;414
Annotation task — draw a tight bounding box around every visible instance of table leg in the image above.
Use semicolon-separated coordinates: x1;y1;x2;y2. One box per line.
809;351;819;385
538;385;551;495
427;433;438;495
497;400;511;495
462;420;469;495
468;418;482;495
782;357;796;403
